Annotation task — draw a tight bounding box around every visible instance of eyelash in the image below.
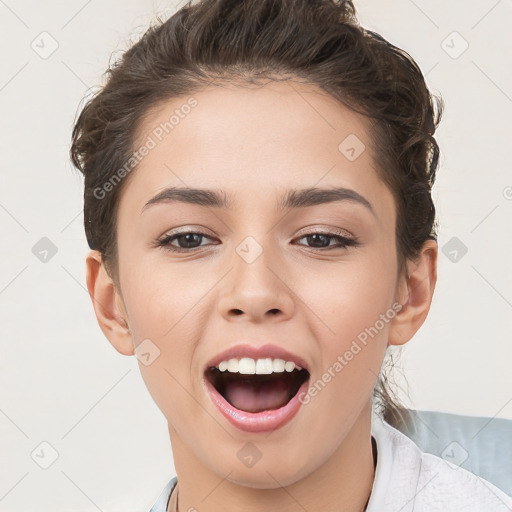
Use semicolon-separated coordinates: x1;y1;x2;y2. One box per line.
155;229;360;253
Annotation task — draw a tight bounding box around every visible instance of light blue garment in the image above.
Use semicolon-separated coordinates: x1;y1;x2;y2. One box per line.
148;409;512;511
149;477;177;512
394;409;512;497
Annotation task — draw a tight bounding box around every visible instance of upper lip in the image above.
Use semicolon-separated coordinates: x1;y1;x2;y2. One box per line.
204;343;310;372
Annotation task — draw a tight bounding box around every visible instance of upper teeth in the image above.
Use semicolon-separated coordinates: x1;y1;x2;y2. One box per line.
215;357;302;374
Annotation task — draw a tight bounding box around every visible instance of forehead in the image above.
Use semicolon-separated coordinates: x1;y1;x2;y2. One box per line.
135;80;371;168
120;80;393;217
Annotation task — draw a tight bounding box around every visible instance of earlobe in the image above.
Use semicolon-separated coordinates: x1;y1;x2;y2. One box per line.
388;240;438;347
85;250;134;356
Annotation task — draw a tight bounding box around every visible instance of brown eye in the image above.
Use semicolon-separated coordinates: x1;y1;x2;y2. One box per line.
157;231;215;252
295;232;359;250
155;229;359;253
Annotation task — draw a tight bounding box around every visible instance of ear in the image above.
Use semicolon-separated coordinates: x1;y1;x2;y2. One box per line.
388;239;438;346
85;250;134;356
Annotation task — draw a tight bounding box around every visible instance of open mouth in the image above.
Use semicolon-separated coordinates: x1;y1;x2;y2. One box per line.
205;366;310;413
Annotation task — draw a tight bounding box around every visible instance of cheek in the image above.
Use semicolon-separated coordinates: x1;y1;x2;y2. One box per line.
303;251;397;328
297;244;397;383
127;276;203;364
118;263;208;419
121;258;206;338
296;257;394;432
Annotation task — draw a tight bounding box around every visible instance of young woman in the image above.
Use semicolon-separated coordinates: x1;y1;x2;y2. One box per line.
70;0;512;510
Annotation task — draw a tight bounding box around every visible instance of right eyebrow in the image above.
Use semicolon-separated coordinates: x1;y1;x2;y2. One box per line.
141;187;234;214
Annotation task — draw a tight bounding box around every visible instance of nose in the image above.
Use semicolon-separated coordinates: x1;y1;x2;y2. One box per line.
216;240;295;323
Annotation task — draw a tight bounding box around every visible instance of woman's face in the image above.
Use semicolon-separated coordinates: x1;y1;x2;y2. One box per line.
112;81;404;487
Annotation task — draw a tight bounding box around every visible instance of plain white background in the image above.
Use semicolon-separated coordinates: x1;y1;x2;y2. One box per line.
0;0;511;510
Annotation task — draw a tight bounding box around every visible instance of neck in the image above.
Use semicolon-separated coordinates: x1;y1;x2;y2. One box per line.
168;403;375;512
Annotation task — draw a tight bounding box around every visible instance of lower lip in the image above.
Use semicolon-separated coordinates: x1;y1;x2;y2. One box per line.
205;375;310;433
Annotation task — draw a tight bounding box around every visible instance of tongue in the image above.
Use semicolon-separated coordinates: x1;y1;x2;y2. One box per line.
223;376;292;413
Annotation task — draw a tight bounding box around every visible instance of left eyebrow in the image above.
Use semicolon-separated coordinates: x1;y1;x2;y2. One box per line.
141;185;375;217
278;186;375;217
